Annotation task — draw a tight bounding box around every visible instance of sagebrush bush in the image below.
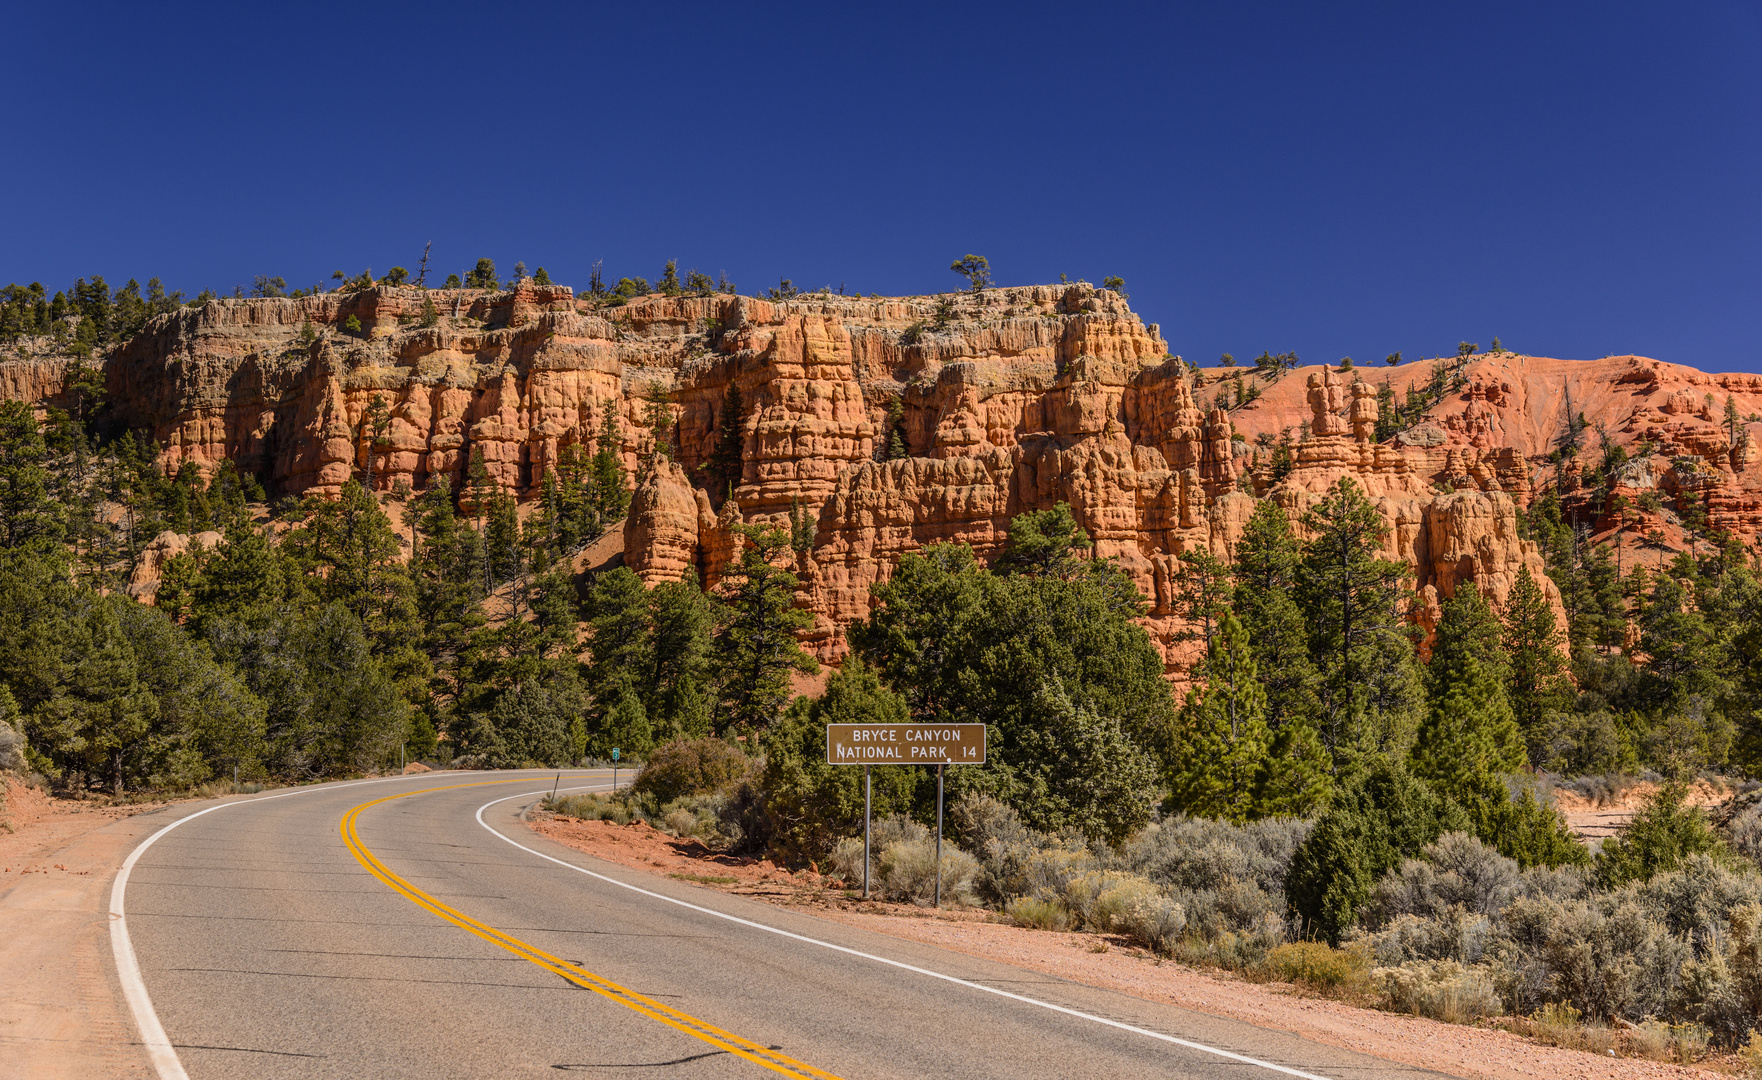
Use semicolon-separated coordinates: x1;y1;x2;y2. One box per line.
876;838;979;905
1374;960;1501;1022
1737;1028;1762;1078
1061;870;1160;933
1672;899;1762;1048
829;836;866;886
1729;802;1762;865
1636;854;1762;939
826;815;937;891
1360;909;1496;966
1365;832;1520;925
830;815;979;905
654;793;744;846
1498;891;1688;1021
1121;814;1311;896
634;737;750;806
1117;895;1186;955
1172;926;1279;972
0;716;24;772
1627;1018;1674;1061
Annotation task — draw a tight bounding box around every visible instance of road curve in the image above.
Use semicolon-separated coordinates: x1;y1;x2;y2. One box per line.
119;770;1456;1079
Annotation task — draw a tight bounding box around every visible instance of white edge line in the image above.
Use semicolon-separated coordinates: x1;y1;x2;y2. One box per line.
474;790;1336;1080
108;769;600;1080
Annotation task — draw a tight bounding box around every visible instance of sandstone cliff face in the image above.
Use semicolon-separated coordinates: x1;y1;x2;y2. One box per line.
6;280;1683;671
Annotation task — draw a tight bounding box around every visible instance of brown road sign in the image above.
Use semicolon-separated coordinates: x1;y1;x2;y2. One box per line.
825;724;987;765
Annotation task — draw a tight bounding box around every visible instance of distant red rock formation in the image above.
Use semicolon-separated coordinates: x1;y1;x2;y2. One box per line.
23;285;1762;672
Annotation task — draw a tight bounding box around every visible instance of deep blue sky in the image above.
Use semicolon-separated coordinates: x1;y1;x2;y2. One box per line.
3;2;1758;371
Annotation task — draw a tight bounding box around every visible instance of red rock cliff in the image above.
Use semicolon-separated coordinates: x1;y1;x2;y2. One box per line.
26;282;1758;670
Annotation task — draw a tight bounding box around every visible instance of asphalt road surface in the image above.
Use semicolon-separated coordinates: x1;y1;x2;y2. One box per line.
118;770;1455;1080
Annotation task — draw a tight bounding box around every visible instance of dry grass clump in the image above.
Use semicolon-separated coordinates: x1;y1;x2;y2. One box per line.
1005;896;1070;931
1511;1003;1615;1054
1738;1029;1762;1077
547;791;633;824
1373;959;1500;1023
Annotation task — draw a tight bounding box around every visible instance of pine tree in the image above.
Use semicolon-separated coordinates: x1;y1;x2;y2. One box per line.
1231;500;1322;736
702;382;748;506
1296;478;1423;773
789;497;816;555
408;487;485;697
645;570;717;741
1503;564;1569;755
1637;568;1719;713
1411;584;1527;792
463;445;495;529
1168;615;1270;823
711;525;818;734
760;659;919;859
484;490;521;587
583;567;654;751
360;395;392;490
0;401;60;549
1172;547;1233;658
993;502;1091;579
281;481;416;648
190;523;289;632
592;405;628;521
640;382;674;469
1255;717;1333;817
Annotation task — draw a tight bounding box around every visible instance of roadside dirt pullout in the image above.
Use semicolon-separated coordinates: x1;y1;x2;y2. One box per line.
0;778;173;1079
530;814;1734;1080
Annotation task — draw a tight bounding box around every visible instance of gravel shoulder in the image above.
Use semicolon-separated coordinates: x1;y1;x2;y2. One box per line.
530;813;1740;1080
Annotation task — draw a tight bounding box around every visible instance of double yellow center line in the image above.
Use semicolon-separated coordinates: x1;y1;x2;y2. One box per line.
340;780;844;1080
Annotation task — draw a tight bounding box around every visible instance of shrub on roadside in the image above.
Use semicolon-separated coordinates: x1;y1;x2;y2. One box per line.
1117;895;1186;955
1262;941;1370;992
1737;1028;1762;1077
1366;832;1520;923
1286;764;1470;944
1374;959;1500;1022
549;791;632;824
876;838;979;905
826;814;978;904
1058;870;1161;932
1006;896;1071;931
1121;813;1312;897
634;737;749;806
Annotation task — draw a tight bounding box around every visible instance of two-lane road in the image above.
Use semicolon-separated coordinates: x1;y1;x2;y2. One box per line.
117;771;1450;1079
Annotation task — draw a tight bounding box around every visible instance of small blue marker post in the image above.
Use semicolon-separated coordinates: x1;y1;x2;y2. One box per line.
612;748;620;792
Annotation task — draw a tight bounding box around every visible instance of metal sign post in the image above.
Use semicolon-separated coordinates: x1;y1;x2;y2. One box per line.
611;748;620;792
863;764;872;899
824;724;986;908
935;763;945;907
